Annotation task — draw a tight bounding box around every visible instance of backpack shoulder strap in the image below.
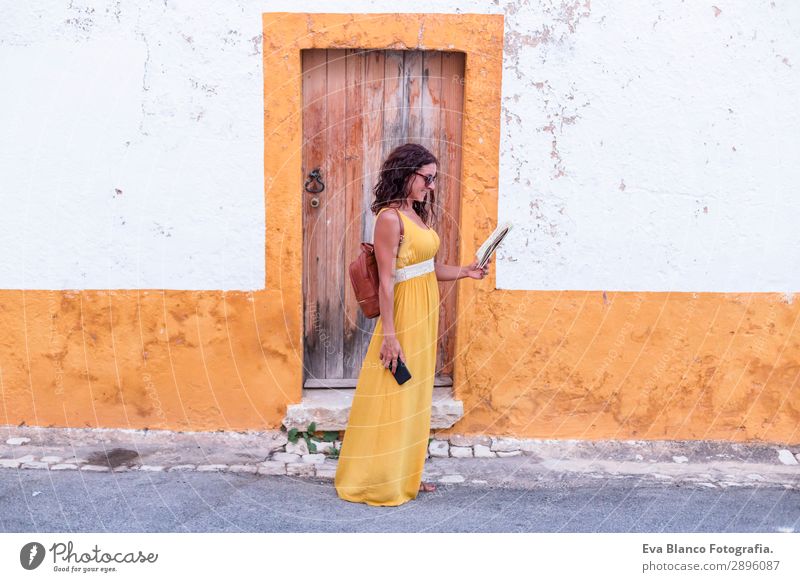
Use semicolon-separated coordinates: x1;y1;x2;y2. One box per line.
392;208;405;248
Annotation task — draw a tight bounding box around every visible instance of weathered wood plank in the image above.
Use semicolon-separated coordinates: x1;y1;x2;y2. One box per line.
302;49;328;383
420;51;442;171
405;50;423;143
325;48;347;379
343;49;367;378
436;51;466;378
356;50;387;368
382;50;405;157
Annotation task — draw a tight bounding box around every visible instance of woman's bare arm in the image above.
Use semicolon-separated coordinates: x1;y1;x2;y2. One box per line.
435;262;467;281
436;256;492;281
373;211;402;336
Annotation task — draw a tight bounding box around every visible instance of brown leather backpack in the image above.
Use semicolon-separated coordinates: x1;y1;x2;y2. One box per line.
349;207;405;319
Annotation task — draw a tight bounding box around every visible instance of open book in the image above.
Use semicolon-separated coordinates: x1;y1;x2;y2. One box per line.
475;221;513;269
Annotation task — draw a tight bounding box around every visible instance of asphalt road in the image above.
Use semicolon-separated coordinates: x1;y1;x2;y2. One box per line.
1;470;798;533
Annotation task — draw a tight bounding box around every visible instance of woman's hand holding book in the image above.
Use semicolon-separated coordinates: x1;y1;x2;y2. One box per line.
463;256;491;280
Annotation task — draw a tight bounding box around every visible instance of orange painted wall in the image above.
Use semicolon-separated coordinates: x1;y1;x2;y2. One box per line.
0;290;298;431
0;13;797;444
438;290;799;443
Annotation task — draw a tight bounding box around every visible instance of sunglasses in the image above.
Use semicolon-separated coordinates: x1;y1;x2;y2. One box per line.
414;171;437;186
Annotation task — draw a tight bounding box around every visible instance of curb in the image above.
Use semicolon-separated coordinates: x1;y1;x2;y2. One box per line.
1;426;798;489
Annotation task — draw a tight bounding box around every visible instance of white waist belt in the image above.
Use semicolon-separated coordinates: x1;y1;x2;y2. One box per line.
394;258;435;283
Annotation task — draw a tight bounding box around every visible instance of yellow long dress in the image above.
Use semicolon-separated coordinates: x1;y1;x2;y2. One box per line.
335;207;441;506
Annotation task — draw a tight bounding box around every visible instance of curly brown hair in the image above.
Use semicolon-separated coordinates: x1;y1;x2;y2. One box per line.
370;143;438;226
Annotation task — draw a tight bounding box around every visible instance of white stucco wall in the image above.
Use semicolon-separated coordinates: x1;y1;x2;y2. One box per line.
0;1;797;292
499;0;800;293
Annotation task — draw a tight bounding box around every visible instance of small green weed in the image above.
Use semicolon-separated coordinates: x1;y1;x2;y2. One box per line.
281;422;340;456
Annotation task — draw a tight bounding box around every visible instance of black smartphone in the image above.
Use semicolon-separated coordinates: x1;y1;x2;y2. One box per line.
391;358;412;385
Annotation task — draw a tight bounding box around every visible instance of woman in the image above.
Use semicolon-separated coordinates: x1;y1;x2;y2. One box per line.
334;143;492;506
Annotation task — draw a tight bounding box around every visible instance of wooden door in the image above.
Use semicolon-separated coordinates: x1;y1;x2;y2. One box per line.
302;49;465;388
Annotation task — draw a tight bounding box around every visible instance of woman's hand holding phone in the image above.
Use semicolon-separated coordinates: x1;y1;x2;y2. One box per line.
379;334;406;375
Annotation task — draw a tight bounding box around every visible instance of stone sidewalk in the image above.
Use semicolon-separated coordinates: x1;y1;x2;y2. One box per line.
1;425;798;490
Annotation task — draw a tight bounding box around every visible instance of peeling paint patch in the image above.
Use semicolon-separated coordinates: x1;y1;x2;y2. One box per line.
549;138;566;179
249;34;262;56
557;0;592;34
652;14;662;29
189;78;218;96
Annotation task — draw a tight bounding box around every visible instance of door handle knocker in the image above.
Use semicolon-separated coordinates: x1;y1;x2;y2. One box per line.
304;168;325;194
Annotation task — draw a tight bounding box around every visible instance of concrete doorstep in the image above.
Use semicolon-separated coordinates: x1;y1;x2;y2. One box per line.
1;426;798;491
